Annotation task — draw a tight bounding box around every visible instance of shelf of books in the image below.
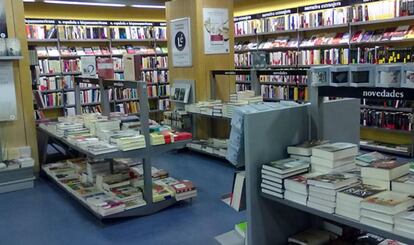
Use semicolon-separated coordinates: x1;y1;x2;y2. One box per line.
234;0;414;157
37;81;195;219
241;97;414;244
26;18;169;122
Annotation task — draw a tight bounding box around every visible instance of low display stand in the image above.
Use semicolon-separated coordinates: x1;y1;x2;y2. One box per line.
37;77;191;220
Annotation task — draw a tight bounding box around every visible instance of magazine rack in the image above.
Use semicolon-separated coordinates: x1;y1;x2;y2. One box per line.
37;78;191;220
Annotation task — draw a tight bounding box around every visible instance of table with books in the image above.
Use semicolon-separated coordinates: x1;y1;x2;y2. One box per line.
36;79;196;220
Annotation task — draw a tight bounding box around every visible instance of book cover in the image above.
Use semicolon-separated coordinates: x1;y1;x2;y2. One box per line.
370;29;384;42
340;184;386;199
264;158;309;172
391;25;410;40
368;160;408;170
393;173;414;184
308;173;356;185
356;152;394;166
351;30;365;43
364;191;413;207
313;142;356;153
381;27;397;41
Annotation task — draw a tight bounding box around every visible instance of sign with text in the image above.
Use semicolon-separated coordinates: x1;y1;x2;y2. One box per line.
203;8;230;54
318;87;414;100
171;18;192;67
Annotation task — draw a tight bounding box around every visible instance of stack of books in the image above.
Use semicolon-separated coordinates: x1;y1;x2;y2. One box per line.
261;158;310;198
86;160;111;183
55;122;88;137
86;192;126;216
307;173;359;214
157;178;197;201
335;184;386;220
150;133;166;146
361;159;411;190
152;183;175;203
85;142;118;155
109;132;146;151
311;142;358;173
287;140;328;161
355;151;393;167
394;208;414;239
284;173;317;205
392;173;414;195
360;191;414;232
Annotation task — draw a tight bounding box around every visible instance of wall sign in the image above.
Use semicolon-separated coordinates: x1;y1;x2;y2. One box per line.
318;87;414;100
203;8;230;54
171;17;192;67
0;0;7;38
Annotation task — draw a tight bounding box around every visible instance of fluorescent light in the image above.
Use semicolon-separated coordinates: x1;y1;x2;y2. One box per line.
23;0;35;2
131;4;165;9
43;1;126;7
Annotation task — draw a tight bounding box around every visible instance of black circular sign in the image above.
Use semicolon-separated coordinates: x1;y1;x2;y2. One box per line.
175;31;186;51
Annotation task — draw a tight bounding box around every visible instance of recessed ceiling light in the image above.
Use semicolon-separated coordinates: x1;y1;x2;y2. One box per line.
43;1;126;7
131;4;165;9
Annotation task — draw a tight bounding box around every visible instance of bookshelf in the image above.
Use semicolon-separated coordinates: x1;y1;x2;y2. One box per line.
234;0;414;156
26;18;169;122
37;79;191;219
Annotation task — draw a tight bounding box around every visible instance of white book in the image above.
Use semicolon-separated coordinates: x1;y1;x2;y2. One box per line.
362;177;391;190
361;191;414;215
311;142;358;161
284;190;307;206
335;207;360;221
261;183;283;194
307;201;335;214
361;161;410;182
261;174;283;184
308;196;336;208
360;216;393;232
310;155;355;168
261;179;282;189
262;188;283;198
360;208;394;224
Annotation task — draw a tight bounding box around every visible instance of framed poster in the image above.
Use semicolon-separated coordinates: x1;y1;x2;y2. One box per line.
203;8;230;54
171;17;192;67
0;62;16;121
0;0;7;38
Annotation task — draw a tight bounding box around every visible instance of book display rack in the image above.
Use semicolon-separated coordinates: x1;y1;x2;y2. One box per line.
234;0;414;157
37;78;192;220
243;80;414;244
26;18;169;122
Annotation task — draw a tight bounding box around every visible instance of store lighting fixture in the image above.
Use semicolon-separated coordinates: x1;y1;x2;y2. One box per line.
43;1;126;7
23;0;36;2
131;4;166;9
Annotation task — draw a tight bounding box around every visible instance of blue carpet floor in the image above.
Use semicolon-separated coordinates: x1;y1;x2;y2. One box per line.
0;151;245;245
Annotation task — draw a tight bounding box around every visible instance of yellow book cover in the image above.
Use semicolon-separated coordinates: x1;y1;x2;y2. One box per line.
294;87;299;101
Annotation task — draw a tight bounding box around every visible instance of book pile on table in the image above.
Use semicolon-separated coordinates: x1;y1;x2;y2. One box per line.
43;158;198;216
307;172;359;214
392;173;414;195
85;142;118;155
361;191;414;232
150;133;165;145
261;158;310;198
284;173;317;206
109;131;146;151
361;159;411;190
335;184;386;221
355;151;393;167
86;192;126;216
86;160;111;183
310;142;358;173
394;208;414;239
56;122;90;138
91;119;121;136
287;140;328;162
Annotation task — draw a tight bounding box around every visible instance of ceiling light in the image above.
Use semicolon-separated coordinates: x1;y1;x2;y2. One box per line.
131;4;165;9
23;0;35;2
43;1;126;7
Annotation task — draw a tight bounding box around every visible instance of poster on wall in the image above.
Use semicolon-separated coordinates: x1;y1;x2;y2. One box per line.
0;0;7;38
203;8;230;54
0;62;17;121
171;17;192;67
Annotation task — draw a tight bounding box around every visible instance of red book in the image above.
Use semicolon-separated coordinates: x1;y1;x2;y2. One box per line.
174;132;192;141
96;58;114;79
171;180;195;193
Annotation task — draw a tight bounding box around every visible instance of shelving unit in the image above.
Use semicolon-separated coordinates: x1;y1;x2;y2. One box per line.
26;18;169;122
37;78;191;220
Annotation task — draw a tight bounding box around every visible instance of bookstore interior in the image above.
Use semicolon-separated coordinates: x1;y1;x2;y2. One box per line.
2;0;414;244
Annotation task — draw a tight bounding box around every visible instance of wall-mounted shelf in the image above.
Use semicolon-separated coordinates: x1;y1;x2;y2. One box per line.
0;56;23;60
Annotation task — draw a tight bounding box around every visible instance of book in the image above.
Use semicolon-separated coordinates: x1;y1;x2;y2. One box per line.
284;173;317;195
287;140;328;156
360;217;393;232
361;191;414;215
337;184;386;204
284;190;307;205
307;173;358;189
287;229;331;245
311;143;358;161
391;25;410;40
381;27;397;41
360;160;410;181
310;155;355;169
392;173;414;195
356;152;394;167
262;158;310;175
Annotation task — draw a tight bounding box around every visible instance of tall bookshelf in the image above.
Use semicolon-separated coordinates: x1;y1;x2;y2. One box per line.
26;18;170;122
233;0;414;155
